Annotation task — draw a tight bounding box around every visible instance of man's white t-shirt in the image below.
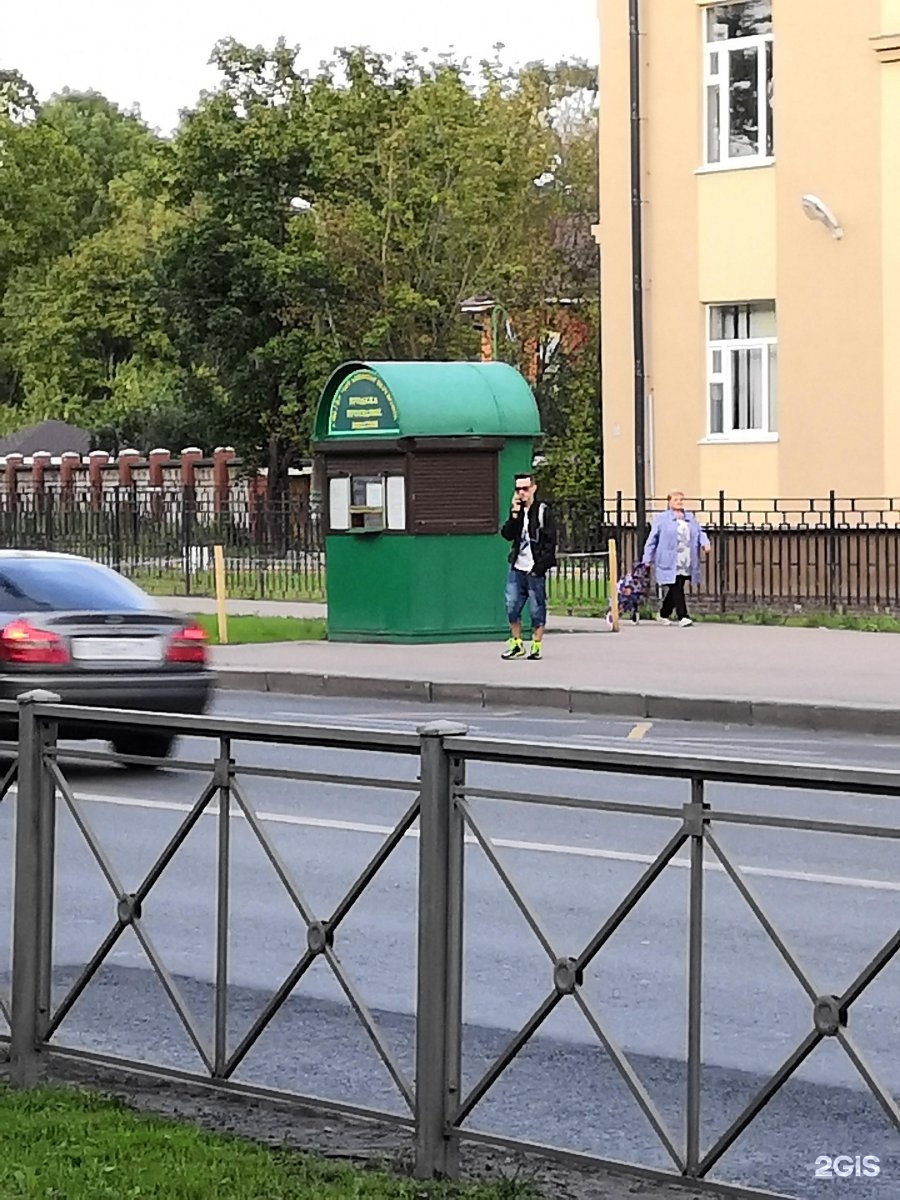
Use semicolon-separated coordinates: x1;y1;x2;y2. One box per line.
515;508;534;572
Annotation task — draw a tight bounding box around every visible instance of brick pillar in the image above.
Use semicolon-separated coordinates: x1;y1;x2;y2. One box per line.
5;453;22;514
213;446;236;514
117;449;141;555
148;448;171;488
88;450;110;511
31;451;50;490
180;447;203;488
32;452;51;517
59;451;80;517
59;451;80;490
117;448;140;487
180;447;203;529
148;448;171;522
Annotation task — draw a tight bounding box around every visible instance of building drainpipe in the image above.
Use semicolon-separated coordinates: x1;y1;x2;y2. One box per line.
596;234;605;528
647;388;655;500
629;0;647;538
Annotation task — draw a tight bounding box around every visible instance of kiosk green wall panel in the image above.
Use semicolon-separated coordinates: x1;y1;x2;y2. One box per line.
315;361;541;644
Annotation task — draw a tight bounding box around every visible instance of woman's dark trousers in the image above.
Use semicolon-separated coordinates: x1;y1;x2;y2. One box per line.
660;575;689;620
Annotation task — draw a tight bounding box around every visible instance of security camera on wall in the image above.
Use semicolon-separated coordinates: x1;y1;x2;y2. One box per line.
801;194;844;240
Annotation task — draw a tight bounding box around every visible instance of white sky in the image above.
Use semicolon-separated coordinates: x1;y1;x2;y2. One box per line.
1;0;599;135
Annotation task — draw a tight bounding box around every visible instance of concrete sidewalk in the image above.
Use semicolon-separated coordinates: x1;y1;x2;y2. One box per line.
156;597;900;733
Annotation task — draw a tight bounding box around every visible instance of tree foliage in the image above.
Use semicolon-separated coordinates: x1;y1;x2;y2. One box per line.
0;43;600;496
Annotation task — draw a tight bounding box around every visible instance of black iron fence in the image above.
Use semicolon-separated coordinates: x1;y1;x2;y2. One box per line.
0;489;326;602
559;492;900;614
1;697;897;1196
2;486;900;613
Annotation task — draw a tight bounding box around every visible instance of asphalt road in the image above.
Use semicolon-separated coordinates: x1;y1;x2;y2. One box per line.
0;691;898;1198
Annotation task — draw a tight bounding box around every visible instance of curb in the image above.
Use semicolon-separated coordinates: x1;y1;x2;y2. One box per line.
215;670;900;735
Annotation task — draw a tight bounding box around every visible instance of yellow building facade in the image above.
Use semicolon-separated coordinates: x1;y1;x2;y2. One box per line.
596;0;900;501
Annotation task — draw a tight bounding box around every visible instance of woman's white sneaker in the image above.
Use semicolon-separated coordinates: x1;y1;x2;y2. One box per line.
679;617;693;627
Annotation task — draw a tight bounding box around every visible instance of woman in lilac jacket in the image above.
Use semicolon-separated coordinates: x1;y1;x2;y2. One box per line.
642;491;711;626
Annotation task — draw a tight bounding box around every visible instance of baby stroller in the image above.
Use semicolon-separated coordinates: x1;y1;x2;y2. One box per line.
607;561;651;626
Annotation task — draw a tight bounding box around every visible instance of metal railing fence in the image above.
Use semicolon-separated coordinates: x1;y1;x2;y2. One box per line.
592;491;900;613
6;485;900;612
0;693;897;1197
0;488;325;601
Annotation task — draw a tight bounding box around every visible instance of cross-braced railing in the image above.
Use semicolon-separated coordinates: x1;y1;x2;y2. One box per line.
6;694;429;1124
0;728;20;1034
3;694;898;1198
446;742;900;1183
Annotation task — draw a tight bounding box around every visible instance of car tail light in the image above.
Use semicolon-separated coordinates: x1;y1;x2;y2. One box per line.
0;620;70;665
166;624;208;664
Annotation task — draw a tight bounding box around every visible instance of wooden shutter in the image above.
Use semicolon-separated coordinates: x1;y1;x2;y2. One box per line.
409;452;498;534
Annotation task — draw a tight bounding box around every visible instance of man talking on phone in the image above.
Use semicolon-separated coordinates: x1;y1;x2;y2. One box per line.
500;472;557;660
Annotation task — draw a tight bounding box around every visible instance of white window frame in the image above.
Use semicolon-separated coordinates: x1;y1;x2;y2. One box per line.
703;3;774;170
704;304;778;444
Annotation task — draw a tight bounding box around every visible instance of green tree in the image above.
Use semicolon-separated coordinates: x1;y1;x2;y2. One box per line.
308;49;582;362
39;89;161;234
2;190;174;424
0;88;158;289
0;68;39;122
0;47;601;495
310;49;601;499
158;38;336;496
0;81;163;414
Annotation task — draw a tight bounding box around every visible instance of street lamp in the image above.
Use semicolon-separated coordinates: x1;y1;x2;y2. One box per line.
459;294;516;361
801;194;844;240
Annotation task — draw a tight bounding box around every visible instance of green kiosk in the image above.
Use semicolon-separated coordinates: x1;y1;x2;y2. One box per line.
313;360;541;643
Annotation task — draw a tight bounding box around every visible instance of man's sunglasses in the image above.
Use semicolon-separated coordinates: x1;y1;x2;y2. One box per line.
515;484;532;492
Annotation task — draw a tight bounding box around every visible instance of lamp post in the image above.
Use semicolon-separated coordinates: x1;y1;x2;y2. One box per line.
459;294;516;362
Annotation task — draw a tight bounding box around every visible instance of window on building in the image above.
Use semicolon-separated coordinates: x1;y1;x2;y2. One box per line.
707;303;777;439
704;2;773;167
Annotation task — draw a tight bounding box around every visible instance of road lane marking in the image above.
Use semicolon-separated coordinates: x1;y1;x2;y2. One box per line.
627;723;653;741
36;787;900;895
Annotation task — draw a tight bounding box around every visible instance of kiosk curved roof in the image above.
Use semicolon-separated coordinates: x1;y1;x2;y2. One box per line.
316;360;541;440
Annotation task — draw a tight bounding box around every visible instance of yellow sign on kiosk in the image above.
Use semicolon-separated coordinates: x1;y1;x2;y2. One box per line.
328;369;400;435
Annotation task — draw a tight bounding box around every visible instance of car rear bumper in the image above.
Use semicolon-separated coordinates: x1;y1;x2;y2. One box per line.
0;670;215;716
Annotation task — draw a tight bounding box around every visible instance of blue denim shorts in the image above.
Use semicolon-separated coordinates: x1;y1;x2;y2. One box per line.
505;567;547;628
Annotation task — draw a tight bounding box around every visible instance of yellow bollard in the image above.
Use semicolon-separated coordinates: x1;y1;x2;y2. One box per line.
213;544;228;645
608;538;620;632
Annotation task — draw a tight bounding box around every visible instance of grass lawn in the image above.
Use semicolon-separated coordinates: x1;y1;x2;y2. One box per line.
192;614;327;645
132;569;326;605
0;1085;530;1199
695;608;900;633
131;568;608;616
546;574;610;618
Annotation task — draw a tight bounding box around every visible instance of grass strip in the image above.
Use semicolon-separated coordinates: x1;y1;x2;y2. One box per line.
133;570;326;605
693;609;900;633
192;614;327;645
0;1085;532;1200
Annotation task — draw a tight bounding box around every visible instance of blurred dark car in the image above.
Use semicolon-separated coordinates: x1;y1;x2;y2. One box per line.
0;551;214;760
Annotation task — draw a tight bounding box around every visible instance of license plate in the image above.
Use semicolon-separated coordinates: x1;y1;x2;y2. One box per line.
72;637;164;664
